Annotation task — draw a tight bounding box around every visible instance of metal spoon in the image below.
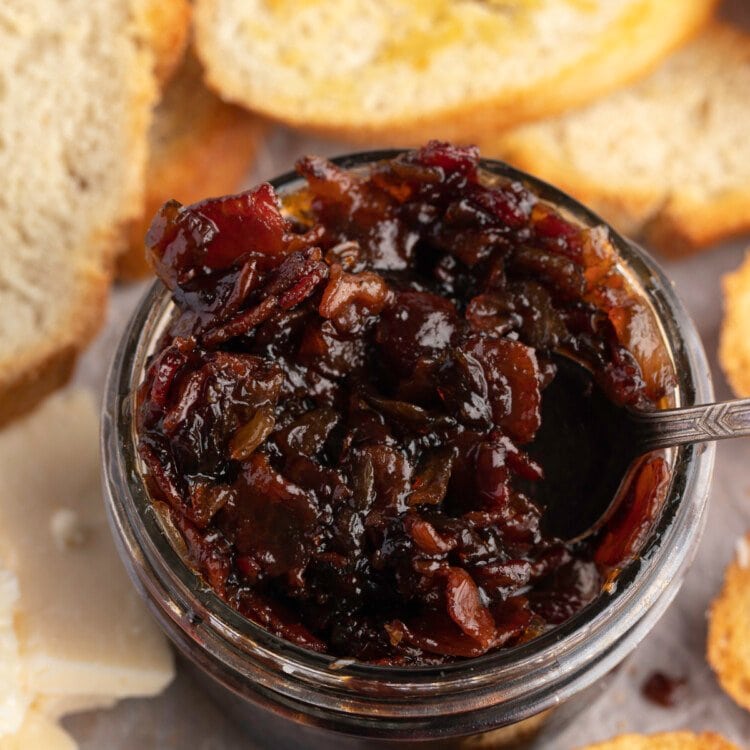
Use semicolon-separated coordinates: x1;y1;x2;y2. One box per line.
531;354;749;543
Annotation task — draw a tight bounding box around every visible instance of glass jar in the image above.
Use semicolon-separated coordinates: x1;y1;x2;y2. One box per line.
101;152;715;748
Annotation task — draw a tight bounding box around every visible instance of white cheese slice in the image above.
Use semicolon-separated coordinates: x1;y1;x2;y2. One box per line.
0;389;174;709
0;711;76;750
0;570;28;739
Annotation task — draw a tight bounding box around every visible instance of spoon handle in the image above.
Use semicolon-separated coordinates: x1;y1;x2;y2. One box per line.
633;398;750;453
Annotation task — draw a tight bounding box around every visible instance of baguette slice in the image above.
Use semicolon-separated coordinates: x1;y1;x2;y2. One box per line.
0;1;174;427
118;52;266;279
708;532;750;712
486;24;750;256
193;0;716;143
577;733;741;750
720;251;750;397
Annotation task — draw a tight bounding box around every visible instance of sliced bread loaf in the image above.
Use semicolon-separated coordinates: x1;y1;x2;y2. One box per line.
0;1;173;425
193;0;716;143
118;52;266;279
485;24;750;255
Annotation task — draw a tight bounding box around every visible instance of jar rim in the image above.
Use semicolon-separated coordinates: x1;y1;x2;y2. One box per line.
102;151;715;732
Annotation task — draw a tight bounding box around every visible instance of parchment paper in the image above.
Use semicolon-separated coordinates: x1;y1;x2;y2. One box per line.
62;9;750;744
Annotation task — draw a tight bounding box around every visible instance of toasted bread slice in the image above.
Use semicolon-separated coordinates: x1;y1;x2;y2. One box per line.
720;251;750;397
0;1;181;426
117;52;266;279
577;732;741;750
708;532;750;710
486;24;750;256
192;0;716;143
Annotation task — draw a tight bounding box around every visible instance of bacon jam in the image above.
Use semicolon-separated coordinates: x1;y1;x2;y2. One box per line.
136;142;674;664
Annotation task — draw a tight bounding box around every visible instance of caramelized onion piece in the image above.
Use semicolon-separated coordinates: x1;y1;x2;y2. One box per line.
229;405;276;461
443;568;497;649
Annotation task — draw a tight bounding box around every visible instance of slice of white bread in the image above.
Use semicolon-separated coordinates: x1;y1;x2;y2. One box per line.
719;250;750;397
192;0;717;143
576;733;741;750
0;1;184;427
485;23;750;256
0;389;174;735
707;532;750;712
118;52;267;279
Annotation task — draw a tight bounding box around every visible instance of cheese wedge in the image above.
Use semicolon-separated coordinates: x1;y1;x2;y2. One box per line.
0;711;76;750
0;389;174;710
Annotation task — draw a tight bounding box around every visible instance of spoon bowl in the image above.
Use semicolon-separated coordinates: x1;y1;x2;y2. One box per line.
535;352;750;542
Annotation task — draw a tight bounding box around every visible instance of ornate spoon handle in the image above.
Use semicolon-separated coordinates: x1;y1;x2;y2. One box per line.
632;399;750;453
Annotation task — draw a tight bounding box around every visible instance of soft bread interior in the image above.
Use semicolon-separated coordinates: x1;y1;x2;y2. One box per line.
0;1;159;422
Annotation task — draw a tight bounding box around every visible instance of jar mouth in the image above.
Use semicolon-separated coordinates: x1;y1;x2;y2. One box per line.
102;151;715;726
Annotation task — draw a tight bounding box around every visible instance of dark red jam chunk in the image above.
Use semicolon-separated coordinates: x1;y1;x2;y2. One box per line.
137;142;671;664
146;184;291;290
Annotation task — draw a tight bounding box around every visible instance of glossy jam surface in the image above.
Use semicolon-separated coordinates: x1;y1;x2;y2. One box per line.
137;143;674;664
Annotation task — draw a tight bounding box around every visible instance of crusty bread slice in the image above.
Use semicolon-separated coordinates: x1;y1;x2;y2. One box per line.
576;733;741;750
192;0;716;143
486;24;750;256
118;52;266;279
0;1;174;426
720;251;750;397
707;532;750;711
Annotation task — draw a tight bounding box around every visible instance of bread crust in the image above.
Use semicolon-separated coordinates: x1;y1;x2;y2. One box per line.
117;54;267;279
708;531;750;710
719;251;750;398
490;23;750;257
577;732;741;750
193;0;716;143
0;258;110;427
645;187;750;256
